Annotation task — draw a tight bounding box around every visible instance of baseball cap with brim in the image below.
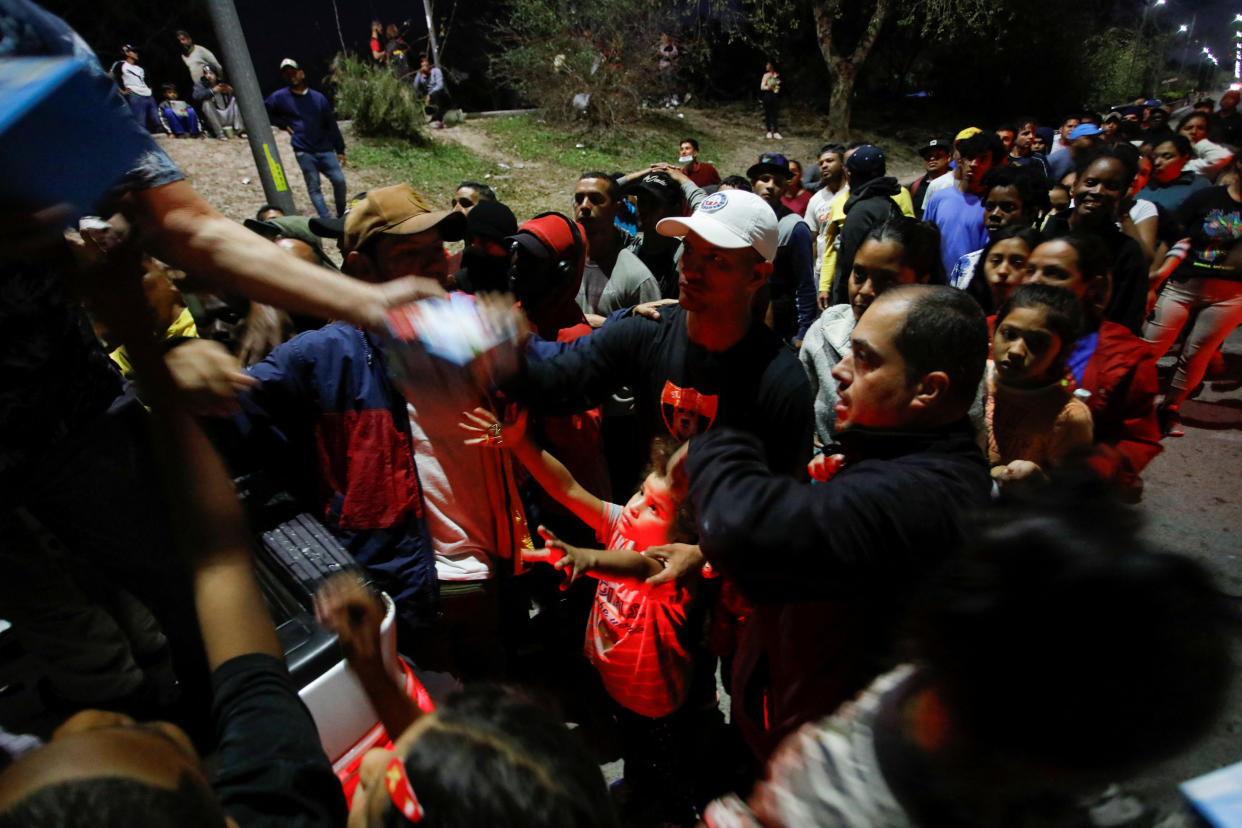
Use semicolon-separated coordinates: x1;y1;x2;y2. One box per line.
624;171;682;204
313;184;467;254
746;152;791;181
1103;111;1122;123
918;138;951;158
1069;123;1103;140
655;189;778;263
280;58;300;71
466;199;518;242
245;216;337;269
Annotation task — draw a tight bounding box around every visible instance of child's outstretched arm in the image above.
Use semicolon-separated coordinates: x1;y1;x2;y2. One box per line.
528;526;663;589
460;406;606;534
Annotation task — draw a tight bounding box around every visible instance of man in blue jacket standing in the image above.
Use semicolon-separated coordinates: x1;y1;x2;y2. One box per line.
265;58;347;218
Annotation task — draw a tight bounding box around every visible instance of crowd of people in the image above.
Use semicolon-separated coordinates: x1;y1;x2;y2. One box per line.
2;0;1241;825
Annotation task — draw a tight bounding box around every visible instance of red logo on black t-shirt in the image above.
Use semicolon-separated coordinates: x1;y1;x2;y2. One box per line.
660;381;718;440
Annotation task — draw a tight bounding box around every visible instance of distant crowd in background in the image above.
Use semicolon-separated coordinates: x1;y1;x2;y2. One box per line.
4;1;1242;826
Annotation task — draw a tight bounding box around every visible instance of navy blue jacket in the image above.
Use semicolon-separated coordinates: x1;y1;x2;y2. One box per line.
687;422;991;758
264;86;345;154
238;323;436;631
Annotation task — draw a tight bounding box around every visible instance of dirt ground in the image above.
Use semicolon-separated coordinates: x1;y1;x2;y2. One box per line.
159;105;928;225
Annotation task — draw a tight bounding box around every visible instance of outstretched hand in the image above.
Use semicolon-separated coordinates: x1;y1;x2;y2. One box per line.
526;525;597;590
632;298;679;320
315;572;386;671
165;339;257;417
460;405;527;449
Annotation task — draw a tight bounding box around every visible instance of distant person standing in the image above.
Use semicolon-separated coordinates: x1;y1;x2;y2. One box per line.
760;61;782;140
174;30;219;87
115;44;160;133
265;58;347;218
414;55;449;129
369;21;387;65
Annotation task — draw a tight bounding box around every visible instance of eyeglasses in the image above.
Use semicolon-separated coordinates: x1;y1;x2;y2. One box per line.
452;197;474;209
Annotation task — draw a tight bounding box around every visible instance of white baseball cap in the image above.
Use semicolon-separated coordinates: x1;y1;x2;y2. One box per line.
280;58;300;70
656;190;779;262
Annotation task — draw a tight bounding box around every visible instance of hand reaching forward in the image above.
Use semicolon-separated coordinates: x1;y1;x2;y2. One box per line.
526;525;598;590
315;572;385;672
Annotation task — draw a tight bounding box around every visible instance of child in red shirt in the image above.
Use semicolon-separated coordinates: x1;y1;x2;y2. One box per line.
461;405;701;821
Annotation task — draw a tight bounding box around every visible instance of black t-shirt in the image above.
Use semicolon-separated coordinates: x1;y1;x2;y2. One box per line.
1172;185;1242;282
211;653;347;828
516;304;813;476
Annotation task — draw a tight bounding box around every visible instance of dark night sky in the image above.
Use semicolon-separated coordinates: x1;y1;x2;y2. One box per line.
1158;0;1241;84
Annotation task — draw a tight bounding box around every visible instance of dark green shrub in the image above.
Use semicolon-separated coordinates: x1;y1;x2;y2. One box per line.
332;54;429;143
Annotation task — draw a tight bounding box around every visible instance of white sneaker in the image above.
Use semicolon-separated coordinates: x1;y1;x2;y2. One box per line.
773;131;783;140
766;131;773;139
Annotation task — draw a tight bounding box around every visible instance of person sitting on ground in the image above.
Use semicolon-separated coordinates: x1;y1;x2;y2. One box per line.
1022;235;1161;501
800;217;942;444
986;284;1093;485
192;65;244;140
679;138;721;189
1179;111;1234;182
461;409;701;823
0;258;348;827
414;55;449;128
315;574;620;828
1137;134;1212;214
971;224;1041;313
674;285;992;759
157;83;201;138
703;478;1233;827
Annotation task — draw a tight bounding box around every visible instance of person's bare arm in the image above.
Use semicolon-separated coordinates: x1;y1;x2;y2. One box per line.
90;241;282;669
129;180;443;330
316;574;420;739
528;526;663;588
460;406;605;533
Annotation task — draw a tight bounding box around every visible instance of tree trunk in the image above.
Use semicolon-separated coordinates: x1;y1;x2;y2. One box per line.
825;64;854;138
812;0;892;139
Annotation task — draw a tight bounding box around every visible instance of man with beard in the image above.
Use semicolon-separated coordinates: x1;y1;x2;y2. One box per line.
174;30;220;89
572;172;660;326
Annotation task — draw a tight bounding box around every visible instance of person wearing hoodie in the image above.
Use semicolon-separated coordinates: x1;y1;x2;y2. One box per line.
923;132;1001;279
827;145;907;307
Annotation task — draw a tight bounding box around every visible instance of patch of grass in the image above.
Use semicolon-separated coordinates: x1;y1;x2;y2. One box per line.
348;138;495;200
481;113;694;173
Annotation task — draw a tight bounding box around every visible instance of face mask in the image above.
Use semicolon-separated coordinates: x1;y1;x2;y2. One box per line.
461;245;510;294
678;155;693;164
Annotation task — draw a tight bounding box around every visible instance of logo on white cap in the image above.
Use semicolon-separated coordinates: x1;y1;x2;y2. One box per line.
701;193;727;212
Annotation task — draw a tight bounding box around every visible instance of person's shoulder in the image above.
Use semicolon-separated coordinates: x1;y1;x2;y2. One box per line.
1094;320;1152;363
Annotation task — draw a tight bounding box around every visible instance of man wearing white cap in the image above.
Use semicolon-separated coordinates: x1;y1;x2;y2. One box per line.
264;58;348;218
508;189;812;478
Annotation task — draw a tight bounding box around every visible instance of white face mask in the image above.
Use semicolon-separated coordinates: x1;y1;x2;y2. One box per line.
678;155;694;164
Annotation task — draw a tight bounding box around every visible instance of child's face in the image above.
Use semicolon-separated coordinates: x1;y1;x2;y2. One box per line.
993;305;1063;388
163;88;178;100
620;473;675;549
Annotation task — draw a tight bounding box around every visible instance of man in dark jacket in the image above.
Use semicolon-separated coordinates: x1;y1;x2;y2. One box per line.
828;145;906;306
672;285;992;758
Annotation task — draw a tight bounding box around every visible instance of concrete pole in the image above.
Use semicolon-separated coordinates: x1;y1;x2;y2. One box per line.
422;0;442;68
204;0;297;214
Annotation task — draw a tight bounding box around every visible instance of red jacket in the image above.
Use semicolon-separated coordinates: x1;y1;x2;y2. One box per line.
1079;321;1162;493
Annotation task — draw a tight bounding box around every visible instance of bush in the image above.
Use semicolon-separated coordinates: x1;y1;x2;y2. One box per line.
490;0;681;129
332;55;428;143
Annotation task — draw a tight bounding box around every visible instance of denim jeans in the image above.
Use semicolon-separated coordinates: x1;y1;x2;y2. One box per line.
127;93;161;133
294;149;347;218
1142;276;1242;405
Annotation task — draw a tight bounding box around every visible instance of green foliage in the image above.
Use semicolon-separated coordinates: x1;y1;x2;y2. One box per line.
490;0;682;128
349;138;493;200
331;55;428;143
1083;28;1168;111
484;113;682;170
